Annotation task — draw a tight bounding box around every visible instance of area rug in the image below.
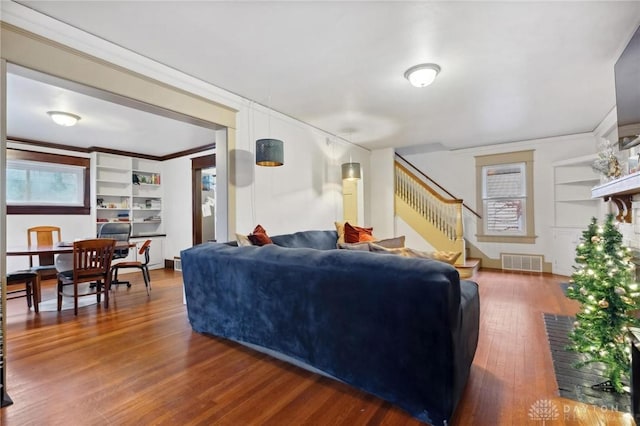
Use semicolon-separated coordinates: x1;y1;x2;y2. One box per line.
559;282;571;296
543;313;630;412
31;283;98;312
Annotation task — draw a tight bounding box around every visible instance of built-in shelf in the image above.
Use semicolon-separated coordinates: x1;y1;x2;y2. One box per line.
591;171;640;198
95;153;163;235
553;154;601;229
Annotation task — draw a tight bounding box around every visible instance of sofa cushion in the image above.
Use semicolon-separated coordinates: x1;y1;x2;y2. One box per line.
337;241;371;251
334;221;346;244
344;222;375;243
369;243;461;264
248;224;273;246
236;233;253;246
374;235;406;249
270;230;338;250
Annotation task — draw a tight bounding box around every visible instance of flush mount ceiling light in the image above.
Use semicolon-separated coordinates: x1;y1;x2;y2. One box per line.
47;111;81;127
404;63;441;88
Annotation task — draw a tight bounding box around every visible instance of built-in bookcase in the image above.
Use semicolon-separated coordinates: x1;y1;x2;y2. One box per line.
95;153;164;237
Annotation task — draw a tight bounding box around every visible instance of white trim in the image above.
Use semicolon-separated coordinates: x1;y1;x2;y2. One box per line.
453;132;595;155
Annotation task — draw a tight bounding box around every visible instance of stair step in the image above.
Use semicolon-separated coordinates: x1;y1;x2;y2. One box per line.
455;258;480;279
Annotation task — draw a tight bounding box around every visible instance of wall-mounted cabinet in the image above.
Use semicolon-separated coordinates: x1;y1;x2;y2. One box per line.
95;153;164;238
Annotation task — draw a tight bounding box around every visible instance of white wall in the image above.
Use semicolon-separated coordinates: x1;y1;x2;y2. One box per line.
369;148;395;238
163;148;215;261
400;133;599;262
233;101;369;238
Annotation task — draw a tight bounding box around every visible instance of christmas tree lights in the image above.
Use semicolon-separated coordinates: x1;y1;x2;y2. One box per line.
566;215;640;393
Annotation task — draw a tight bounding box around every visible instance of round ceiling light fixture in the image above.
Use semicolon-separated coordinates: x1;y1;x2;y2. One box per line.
404;63;441;88
47;111;81;127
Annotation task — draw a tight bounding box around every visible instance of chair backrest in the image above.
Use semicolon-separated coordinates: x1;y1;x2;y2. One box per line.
27;226;62;267
97;222;131;259
72;239;116;282
138;240;152;265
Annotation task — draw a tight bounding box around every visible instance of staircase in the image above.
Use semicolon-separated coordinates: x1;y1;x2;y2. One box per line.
394;160;480;278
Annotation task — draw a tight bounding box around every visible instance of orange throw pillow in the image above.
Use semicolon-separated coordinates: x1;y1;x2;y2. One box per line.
344;222;375;243
248;224;273;246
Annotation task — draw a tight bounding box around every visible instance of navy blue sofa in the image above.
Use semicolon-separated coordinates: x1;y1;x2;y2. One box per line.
181;230;480;425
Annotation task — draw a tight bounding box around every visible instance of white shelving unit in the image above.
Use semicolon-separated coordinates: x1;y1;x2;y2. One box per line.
95;154;132;229
552;154;603;276
553;154;602;228
131;158;163;237
95;153;164;238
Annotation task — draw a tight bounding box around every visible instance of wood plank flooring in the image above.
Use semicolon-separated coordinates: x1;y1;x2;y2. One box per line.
0;269;636;425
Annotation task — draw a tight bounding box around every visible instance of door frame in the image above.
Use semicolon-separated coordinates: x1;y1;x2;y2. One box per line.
192;154;216;245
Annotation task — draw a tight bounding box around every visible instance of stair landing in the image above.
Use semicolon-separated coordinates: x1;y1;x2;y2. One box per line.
455;258;480;279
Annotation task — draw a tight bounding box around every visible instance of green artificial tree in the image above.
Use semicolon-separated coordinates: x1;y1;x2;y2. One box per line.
566;214;640;393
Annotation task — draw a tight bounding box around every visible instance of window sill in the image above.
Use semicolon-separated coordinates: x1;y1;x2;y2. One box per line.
476;234;537;244
8;206;90;215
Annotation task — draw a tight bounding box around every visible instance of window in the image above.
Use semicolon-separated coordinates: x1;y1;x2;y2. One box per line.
6;149;90;215
476;150;535;243
483;163;526;235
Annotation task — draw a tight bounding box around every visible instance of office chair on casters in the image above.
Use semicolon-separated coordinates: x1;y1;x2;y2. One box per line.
110;239;152;295
97;222;131;288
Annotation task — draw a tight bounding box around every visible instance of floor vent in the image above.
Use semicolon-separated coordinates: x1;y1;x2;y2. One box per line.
174;256;182;272
501;253;543;273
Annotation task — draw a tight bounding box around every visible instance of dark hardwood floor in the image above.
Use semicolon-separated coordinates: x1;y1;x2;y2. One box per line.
1;269;636;425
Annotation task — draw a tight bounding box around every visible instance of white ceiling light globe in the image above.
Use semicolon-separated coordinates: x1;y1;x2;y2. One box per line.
404;63;441;88
47;111;81;127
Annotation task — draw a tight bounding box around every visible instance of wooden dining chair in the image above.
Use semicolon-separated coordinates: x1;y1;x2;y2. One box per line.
110;239;152;295
6;271;40;313
57;239;116;316
27;226;62;278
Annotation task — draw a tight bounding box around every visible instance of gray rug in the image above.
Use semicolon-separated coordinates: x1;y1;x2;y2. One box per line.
543;313;630;413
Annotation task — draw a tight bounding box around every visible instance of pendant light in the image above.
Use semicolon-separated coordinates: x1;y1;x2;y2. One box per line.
342;162;361;180
255;95;284;167
256;138;284;167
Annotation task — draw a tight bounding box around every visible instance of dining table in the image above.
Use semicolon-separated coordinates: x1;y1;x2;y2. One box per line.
6;241;137;304
6;241;135;256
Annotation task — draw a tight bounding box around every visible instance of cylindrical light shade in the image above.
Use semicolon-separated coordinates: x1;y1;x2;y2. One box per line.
342;162;361;180
256;138;284;167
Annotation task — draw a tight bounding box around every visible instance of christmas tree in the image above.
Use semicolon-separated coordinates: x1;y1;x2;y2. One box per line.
566;215;640;393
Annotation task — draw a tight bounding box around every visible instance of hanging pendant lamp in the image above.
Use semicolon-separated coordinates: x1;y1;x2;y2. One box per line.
256;138;284;167
341;162;361;180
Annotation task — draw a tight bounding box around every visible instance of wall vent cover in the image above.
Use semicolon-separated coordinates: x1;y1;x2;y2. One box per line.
501;253;543;273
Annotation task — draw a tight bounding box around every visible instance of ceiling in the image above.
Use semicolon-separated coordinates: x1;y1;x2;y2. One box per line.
7;65;217;157
8;1;640;155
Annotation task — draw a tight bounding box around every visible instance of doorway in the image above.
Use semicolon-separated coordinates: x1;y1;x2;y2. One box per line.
192;154;216;245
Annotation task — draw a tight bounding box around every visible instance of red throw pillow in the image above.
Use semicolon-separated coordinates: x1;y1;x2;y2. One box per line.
344;222;375;243
248;224;273;246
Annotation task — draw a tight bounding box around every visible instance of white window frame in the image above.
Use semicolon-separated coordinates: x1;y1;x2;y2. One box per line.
482;162;526;236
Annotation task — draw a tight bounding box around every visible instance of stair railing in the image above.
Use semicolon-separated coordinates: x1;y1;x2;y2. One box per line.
395;161;464;243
